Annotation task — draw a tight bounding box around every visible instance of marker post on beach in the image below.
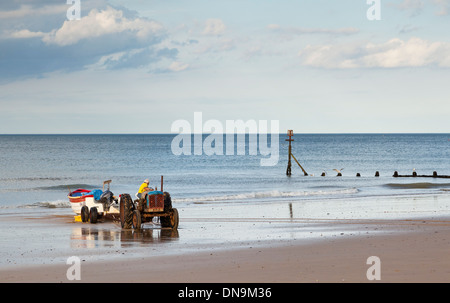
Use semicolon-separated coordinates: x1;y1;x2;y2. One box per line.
285;130;308;177
286;130;293;176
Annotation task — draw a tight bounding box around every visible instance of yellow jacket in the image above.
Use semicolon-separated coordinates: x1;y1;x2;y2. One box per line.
138;182;149;193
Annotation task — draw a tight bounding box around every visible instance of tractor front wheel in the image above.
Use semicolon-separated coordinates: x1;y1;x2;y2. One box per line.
132;210;142;230
161;208;179;230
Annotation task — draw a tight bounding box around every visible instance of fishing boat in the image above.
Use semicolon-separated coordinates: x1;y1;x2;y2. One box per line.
68;188;93;203
68;180;120;223
68;188;101;214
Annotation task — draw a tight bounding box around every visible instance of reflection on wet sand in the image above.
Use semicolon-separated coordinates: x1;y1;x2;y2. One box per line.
71;224;179;249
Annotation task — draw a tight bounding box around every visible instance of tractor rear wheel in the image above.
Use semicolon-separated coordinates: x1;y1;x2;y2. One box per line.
120;194;134;229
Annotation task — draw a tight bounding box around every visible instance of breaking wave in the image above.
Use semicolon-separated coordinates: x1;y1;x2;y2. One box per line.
0;184;97;194
0;177;70;182
18;200;71;209
35;184;97;191
173;188;359;204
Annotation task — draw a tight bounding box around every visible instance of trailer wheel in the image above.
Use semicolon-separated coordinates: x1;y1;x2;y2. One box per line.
89;207;98;224
120;194;134;229
81;206;89;222
132;210;142;230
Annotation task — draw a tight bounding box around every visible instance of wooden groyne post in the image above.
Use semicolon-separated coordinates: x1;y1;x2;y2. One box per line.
286;130;308;176
286;130;293;176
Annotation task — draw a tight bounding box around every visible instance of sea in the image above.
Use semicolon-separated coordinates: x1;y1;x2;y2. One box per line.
1;133;450;216
0;134;450;213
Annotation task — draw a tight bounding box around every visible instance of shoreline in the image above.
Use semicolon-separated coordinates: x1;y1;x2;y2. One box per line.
1;193;450;283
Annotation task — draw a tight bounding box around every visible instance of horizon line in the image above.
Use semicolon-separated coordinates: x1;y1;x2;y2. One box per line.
1;132;450;135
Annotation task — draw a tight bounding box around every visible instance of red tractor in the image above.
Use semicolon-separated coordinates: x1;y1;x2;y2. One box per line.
119;176;179;230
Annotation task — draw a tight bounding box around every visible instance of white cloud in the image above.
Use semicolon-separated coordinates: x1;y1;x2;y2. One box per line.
168;61;189;72
388;0;424;17
391;0;424;10
47;6;163;46
6;29;46;39
298;37;450;69
431;0;450;15
267;24;359;36
203;18;226;36
266;24;281;30
1;6;176;78
16;6;164;46
192;37;236;55
0;4;67;19
390;0;450;16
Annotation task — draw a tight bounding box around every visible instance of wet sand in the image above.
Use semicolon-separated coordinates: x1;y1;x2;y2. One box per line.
1;194;450;283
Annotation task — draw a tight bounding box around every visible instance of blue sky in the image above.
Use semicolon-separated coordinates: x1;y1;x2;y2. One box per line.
0;0;449;133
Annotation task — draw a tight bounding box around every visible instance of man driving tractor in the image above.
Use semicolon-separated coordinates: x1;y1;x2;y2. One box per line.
137;179;153;199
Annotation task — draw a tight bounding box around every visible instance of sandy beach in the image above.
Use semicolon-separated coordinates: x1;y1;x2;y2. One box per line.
3;222;450;283
1;194;450;283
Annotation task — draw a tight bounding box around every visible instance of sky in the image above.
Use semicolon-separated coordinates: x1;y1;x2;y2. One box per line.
0;0;449;134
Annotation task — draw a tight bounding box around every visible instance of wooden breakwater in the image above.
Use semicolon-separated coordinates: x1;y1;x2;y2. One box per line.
319;171;450;178
283;130;450;179
393;171;450;179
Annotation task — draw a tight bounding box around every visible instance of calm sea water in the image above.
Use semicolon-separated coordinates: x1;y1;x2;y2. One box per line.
1;134;450;213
